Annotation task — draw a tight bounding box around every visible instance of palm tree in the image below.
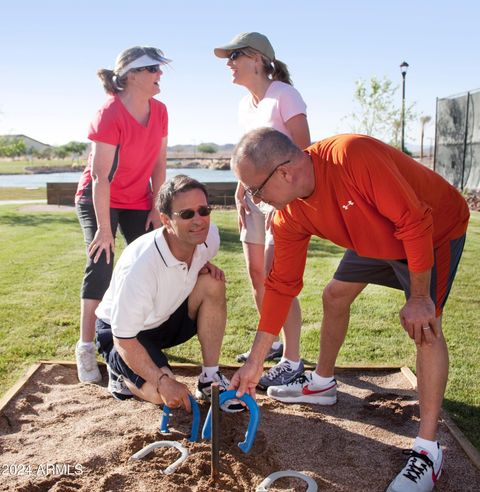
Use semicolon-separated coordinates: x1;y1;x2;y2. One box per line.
420;116;432;159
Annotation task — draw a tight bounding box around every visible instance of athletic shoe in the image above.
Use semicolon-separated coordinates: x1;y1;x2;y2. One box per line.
196;371;244;413
386;444;444;492
75;341;102;383
236;343;284;363
266;371;337;404
107;365;133;401
257;360;305;391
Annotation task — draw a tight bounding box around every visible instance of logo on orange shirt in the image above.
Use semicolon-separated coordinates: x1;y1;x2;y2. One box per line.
341;200;355;210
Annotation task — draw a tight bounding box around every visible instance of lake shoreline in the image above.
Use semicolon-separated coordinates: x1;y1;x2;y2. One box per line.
9;157;232;175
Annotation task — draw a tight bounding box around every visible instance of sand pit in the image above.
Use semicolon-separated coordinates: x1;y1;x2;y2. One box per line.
0;363;478;491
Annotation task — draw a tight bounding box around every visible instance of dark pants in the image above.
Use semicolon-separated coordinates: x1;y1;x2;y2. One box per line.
96;299;197;388
76;202;152;300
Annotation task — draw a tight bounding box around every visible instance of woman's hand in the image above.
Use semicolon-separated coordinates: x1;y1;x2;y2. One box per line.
145;208;162;231
88;228;115;264
264;207;276;232
199;261;225;281
235;182;249;233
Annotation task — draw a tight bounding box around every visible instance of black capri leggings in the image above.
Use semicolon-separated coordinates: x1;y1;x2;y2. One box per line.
76;202;152;300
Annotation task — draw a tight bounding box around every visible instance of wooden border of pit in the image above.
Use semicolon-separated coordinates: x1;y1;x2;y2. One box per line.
1;360;479;471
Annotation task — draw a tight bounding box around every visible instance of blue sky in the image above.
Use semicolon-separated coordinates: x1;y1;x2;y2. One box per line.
1;0;478;148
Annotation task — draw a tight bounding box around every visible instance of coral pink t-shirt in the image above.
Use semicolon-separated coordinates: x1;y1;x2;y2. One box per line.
75;96;168;209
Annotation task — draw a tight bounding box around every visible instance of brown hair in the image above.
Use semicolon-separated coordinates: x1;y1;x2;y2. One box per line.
242;47;292;85
97;46;168;95
156;175;209;217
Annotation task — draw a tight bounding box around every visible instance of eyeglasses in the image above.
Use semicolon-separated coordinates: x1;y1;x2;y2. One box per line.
134;65;161;73
244;160;291;199
172;205;212;220
228;50;247;61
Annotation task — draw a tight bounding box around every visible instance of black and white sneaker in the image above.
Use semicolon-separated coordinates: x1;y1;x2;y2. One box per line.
386;444;444;492
107;365;133;401
236;343;283;363
196;371;244;413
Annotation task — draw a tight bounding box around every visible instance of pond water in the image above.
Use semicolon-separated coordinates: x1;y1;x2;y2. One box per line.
0;168;236;187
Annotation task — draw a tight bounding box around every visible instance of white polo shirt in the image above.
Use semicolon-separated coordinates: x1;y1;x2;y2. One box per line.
95;223;220;339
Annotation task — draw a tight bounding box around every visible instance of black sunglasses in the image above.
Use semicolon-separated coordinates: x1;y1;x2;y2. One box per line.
172;205;212;220
134;65;161;73
228;50;247;61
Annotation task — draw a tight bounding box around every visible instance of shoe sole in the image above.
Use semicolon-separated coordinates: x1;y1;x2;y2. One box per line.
109;390;134;401
268;394;337;405
195;389;245;413
78;374;102;384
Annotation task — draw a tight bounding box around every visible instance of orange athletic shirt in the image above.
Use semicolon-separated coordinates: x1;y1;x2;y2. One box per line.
259;134;470;335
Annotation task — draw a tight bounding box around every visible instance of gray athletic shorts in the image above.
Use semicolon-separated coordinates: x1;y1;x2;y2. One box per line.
240;194;274;246
333;234;466;315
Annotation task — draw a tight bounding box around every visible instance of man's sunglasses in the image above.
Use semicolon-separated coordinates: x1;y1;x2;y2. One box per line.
134;65;161;73
172;206;212;220
228;50;247;61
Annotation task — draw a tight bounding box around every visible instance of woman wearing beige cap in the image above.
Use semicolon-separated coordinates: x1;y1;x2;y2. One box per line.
74;46;170;387
214;32;311;391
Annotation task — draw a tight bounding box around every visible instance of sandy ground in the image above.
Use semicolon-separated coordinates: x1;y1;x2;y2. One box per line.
0;364;478;492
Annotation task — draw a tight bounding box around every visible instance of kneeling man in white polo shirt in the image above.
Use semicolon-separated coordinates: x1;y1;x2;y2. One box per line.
95;175;242;412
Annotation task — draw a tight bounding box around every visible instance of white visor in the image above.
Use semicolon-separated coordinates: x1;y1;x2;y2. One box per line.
118;53;171;77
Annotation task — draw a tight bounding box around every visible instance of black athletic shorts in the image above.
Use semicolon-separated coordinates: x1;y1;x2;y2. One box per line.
333;234;466;316
96;298;197;388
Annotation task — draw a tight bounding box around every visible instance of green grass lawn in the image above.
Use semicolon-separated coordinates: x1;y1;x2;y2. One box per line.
0;205;478;449
0;187;46;200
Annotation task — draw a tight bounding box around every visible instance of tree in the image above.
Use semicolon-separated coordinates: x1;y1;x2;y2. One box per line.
54;141;88;160
419;115;432;159
0;136;27;158
345;76;417;148
197;143;217;154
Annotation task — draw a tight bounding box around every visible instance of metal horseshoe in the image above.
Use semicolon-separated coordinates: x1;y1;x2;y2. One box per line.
160;394;200;443
256;470;318;492
130;440;189;475
202;389;260;453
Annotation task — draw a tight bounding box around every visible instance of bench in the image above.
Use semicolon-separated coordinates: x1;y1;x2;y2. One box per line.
46;181;237;207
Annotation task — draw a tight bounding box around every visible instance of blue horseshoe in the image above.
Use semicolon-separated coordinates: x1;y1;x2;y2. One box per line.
201;390;260;454
160;394;200;443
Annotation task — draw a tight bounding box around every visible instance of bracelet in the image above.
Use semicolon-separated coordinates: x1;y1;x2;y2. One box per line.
156;373;169;393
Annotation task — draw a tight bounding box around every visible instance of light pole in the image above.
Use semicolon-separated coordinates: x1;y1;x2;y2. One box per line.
400;61;409;152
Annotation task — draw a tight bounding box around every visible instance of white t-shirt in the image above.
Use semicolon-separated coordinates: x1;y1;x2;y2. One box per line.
95;224;220;338
238;81;307;137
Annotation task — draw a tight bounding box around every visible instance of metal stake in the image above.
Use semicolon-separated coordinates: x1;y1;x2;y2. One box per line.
211;382;220;480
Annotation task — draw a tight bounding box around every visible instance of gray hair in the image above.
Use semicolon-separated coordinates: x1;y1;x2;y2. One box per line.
230;127;301;173
97;46;168;95
156;175;208;217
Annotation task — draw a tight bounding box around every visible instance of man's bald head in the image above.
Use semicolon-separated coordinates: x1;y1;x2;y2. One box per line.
230;127;303;174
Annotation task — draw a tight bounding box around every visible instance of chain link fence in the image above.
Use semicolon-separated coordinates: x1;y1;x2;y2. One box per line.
434;89;480;190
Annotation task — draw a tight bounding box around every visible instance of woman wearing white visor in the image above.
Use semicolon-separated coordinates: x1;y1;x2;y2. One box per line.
74;46;170;384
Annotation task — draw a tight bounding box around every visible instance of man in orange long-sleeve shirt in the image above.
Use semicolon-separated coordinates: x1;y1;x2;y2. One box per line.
229;128;469;492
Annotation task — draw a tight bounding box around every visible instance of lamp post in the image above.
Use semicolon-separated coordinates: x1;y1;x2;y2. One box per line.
400;61;409;152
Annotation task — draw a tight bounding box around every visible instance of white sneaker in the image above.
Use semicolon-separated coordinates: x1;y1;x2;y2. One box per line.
75;342;102;383
386;444;444;492
267;371;337;404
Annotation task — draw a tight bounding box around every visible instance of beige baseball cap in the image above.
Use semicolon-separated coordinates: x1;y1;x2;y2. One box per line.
214;32;275;60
